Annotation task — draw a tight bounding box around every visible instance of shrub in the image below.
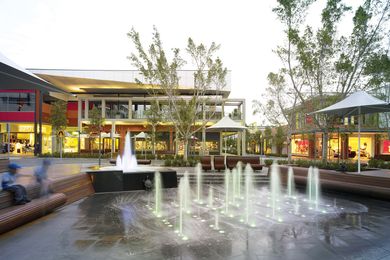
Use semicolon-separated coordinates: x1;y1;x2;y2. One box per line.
368;158;382;168
277;159;288;165
264;159;273;166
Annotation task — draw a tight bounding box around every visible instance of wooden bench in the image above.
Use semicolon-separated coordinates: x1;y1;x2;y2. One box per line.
0;173;94;234
200;156;212;171
51;174;95;205
0;193;67;234
226;156;263;171
278;165;390;200
214;156;226;171
227;156;240;170
240;156;263;171
0;158;9;173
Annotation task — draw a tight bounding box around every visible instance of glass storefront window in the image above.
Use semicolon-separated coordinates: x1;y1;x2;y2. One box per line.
292;137;309;155
348;136;372;158
0;123;51;155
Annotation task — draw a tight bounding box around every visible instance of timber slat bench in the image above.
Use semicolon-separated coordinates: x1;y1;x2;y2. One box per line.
0;193;67;234
278;165;390;200
226;156;264;171
200;156;212;171
0;173;94;234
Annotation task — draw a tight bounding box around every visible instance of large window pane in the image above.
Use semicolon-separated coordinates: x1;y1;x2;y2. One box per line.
105;101;129;119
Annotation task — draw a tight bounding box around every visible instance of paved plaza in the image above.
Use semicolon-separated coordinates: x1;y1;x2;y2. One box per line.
0;185;390;260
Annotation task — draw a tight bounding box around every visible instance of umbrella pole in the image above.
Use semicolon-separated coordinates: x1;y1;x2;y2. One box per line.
224;132;227;165
358;107;361;173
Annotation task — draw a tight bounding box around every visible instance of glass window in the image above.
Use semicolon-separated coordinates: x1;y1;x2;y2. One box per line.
105;101;129;119
0;92;35;112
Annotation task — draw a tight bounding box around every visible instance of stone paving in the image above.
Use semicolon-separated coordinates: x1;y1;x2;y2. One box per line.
0;187;390;260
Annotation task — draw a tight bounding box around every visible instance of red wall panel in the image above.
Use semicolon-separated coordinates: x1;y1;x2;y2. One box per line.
0;112;35;122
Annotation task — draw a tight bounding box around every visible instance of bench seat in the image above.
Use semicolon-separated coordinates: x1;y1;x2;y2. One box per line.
0;193;67;234
200;156;212;171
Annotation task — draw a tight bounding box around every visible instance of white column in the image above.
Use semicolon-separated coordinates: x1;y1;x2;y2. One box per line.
128;99;132;119
242;130;246;155
111;121;115;158
102;99;106;118
84;99;89;119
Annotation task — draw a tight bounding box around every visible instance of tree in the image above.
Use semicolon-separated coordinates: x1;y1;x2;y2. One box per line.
264;126;273;154
89;106;105;166
259;0;390;162
144;100;163;158
50;100;67;155
128;27;227;161
274;126;286;155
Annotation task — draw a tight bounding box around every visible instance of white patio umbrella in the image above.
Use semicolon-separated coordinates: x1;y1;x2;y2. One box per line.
206;116;247;160
132;132;150;158
312;91;390;173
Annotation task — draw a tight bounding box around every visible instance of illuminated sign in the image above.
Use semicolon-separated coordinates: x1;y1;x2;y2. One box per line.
383;140;390;154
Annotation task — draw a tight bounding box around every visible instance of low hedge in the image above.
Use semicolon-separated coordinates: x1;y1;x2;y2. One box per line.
368;158;390;169
164;156;200;167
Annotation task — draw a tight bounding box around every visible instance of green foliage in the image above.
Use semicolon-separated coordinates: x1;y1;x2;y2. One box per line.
89;106;105;133
128;26;227;161
277;159;289;165
368;158;390;169
264;159;273;166
290;159;361;172
50;100;67;132
164;156;199;167
274;126;286;154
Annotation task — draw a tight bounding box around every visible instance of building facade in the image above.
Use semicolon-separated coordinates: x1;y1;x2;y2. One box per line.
289;90;390;161
1;69;247;156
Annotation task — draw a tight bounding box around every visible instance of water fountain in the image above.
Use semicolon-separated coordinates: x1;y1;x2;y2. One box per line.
270;162;282;220
121;132;138;172
208;185;214;209
287;166;295;197
196;163;203;204
154;172;162;217
307;166;321;209
224;169;231;215
87;131;178;192
177;177;188;240
244;164;254;226
110;161;367;244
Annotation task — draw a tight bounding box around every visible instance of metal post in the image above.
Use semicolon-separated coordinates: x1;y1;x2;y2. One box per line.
358;107;361;173
7;123;10;159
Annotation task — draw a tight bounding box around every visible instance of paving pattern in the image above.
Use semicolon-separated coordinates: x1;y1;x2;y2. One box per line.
1;187;390;260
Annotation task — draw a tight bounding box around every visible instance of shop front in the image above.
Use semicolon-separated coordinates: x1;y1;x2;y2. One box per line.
0;123;52;155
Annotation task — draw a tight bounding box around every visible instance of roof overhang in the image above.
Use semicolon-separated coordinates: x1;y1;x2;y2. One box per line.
0;53;69;94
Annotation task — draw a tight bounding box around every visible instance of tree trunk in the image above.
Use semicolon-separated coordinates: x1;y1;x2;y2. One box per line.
183;138;189;162
98;131;102;167
152;125;156;159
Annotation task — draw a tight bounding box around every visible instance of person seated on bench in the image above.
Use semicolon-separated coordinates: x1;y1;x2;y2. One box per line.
34;158;53;196
1;163;31;205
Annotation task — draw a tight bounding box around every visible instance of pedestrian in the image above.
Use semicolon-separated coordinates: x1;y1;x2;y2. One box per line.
34;158;53;196
1;163;31;205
